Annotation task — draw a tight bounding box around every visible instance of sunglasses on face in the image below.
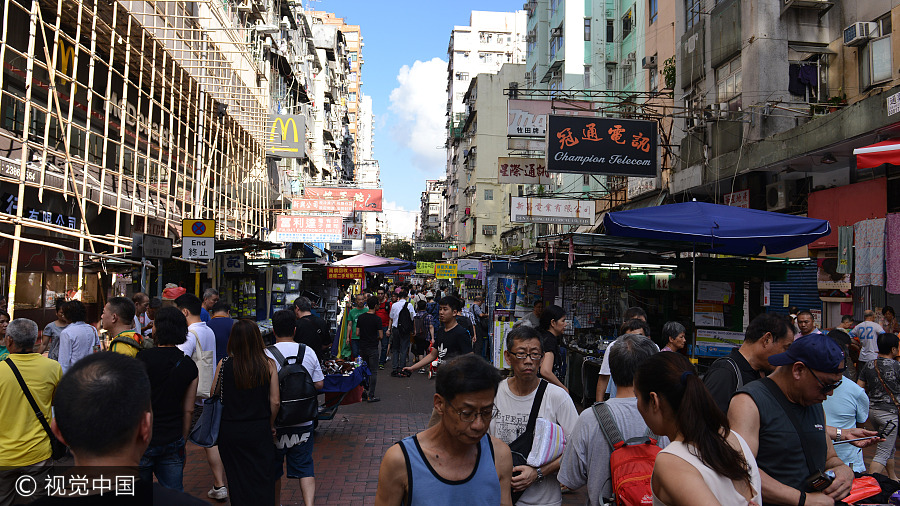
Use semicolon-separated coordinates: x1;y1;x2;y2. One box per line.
807;367;842;394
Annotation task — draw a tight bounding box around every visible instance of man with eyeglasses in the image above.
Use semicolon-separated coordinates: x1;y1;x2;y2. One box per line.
729;334;855;506
489;326;578;506
375;354;513;506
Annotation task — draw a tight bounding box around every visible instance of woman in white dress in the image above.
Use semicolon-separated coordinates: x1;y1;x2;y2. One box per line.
635;352;762;506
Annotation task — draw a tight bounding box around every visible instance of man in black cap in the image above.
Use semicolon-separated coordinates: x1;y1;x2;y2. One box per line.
729;334;853;506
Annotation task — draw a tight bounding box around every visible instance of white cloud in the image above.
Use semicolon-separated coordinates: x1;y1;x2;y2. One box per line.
382;200;418;239
388;58;447;174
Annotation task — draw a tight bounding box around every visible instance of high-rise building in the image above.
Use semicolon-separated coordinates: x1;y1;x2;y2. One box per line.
418;180;445;239
445;10;527;245
357;94;375;162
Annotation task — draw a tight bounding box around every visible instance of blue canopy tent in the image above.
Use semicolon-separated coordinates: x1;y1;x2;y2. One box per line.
603;201;831;357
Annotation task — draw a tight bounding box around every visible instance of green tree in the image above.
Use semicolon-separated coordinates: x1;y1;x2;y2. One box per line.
413;231;446;262
379;239;414;260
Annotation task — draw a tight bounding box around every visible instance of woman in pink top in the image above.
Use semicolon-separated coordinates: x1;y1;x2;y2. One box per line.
658;321;686;353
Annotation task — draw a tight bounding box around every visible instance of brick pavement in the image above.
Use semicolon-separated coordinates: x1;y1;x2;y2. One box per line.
180;369;589;505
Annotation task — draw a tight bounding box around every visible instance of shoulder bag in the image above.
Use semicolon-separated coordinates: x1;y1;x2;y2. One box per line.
189;357;227;448
508;379;547;504
6;359;67;460
190;329;214;399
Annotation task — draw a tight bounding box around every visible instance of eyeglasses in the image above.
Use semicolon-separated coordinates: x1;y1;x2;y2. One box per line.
448;403;499;423
510;351;543;361
807;367;842;394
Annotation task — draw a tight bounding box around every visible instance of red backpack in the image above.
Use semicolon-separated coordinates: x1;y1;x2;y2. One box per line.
592;402;661;506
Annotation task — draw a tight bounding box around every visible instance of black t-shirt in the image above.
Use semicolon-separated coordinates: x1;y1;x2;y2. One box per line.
356;312;383;350
702;348;765;414
136;347;199;446
433;323;473;361
29;480;208;505
540;330;563;379
294;315;330;358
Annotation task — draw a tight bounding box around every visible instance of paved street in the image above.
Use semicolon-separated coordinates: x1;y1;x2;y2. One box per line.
181;365;589;504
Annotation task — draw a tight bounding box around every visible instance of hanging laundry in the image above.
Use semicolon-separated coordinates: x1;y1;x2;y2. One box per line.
837;226;853;274
798;65;819;101
788;64;805;96
854;218;885;287
886;213;900;294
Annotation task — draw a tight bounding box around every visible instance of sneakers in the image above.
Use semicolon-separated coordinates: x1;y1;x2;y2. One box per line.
208;486;228;501
417;368;426;374
390;370;399;377
378;364;385;370
367;396;381;403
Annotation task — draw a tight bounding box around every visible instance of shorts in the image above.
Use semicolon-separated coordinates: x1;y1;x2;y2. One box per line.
272;426;315;479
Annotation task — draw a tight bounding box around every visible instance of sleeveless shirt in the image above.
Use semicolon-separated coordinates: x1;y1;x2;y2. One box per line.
651;432;761;505
398;434;500;506
737;378;826;491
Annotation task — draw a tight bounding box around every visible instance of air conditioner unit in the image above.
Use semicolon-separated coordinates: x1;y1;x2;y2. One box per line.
766;180;795;212
642;55;658;69
626;52;636;62
550;27;563;37
844;22;877;46
482;226;496;236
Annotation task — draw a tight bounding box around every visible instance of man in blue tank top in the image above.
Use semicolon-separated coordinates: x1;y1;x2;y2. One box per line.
374;354;513;506
729;334;854;506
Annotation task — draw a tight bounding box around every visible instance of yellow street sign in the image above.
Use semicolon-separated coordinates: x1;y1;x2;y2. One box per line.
182;219;215;238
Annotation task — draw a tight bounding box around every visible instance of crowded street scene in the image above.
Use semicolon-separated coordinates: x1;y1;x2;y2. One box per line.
1;0;900;504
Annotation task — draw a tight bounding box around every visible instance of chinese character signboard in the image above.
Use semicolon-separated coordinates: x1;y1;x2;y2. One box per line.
181;219;215;260
888;91;900;116
276;215;342;243
291;198;355;217
268;115;306;158
498;157;554;185
415;242;451;252
546;116;657;177
131;234;172;260
627;177;658;200
223;253;245;273
416;261;435;275
435;263;458;279
327;266;364;279
510;197;595;225
342;221;363;240
508;99;595;138
303;187;383;212
723;190;749;208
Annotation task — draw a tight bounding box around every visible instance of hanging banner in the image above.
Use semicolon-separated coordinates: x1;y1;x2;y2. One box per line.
498;157;554;185
510;197;595;225
507;99;595;138
457;259;480;276
724;190;750;208
303;187;383;212
291;198;355;217
276;215;342;243
416;261;435;275
547;115;657;177
327;266;364;279
435;263;458;279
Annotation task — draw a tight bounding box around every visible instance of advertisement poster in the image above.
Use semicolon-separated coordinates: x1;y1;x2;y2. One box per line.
697;281;735;304
493;321;514;369
416;261;435;275
694;302;725;327
275;215;342;243
817;256;852;301
457;259;480;277
546;115;658;177
435;263;458;279
496;278;518;309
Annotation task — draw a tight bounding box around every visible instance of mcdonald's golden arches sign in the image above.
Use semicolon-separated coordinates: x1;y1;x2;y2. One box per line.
268;115;306;158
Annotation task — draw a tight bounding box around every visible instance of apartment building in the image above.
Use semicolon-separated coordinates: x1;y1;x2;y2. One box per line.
445;10;527;243
418;179;445;238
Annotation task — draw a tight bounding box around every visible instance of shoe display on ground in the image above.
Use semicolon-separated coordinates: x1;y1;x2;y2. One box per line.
208;486;228;500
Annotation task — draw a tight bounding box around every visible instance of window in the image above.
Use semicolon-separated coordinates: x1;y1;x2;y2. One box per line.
649;0;658;24
584;18;591;41
860;15;893;90
349;52;358;62
349;92;357;102
622;8;633;39
482;225;497;236
684;87;703;129
583;174;591;186
607;67;615;89
349;72;358;83
686;0;702;30
456;72;469;80
484;189;493;200
715;56;742;110
550;0;560;17
584;66;591;88
606;19;614;42
788;45;828;103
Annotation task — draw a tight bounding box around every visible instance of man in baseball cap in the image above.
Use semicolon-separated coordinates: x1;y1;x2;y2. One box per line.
729;334;854;505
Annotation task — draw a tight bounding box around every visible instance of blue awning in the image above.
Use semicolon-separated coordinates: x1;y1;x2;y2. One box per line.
603;201;830;256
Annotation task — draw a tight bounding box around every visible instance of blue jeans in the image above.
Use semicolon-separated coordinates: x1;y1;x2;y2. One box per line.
379;326;390;365
350;339;360;358
139;437;186;491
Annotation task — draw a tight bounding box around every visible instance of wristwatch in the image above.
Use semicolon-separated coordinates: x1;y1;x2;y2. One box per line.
835;428;842;441
535;466;544;482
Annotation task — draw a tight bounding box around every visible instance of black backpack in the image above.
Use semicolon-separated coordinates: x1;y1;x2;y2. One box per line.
397;301;414;335
267;344;318;426
413;313;426;338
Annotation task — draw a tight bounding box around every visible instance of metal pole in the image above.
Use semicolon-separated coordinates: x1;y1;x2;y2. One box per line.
141;257;148;294
691;244;697;363
157;259;163;298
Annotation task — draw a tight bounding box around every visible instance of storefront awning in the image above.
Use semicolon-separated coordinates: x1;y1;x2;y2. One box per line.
853;138;900;169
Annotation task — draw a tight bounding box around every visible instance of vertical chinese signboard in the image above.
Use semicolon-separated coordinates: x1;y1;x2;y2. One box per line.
546;116;657;177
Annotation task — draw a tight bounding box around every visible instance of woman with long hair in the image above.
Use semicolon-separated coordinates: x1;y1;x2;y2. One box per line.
214;319;280;505
537;303;568;392
635;352;761;505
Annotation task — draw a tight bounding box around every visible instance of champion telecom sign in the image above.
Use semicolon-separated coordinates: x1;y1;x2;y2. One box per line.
546;116;657;177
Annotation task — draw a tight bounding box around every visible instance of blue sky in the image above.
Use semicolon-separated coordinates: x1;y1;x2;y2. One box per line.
317;0;520;237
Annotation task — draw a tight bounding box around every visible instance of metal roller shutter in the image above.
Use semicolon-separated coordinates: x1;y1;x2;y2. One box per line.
766;260;821;315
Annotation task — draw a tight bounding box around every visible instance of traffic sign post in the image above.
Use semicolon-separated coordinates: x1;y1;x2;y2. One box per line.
182;219;215;260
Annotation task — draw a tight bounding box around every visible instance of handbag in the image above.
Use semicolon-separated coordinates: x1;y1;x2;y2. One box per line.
508;380;547;504
190;329;214;399
189;357;226;448
6;359;67;460
526;417;566;468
